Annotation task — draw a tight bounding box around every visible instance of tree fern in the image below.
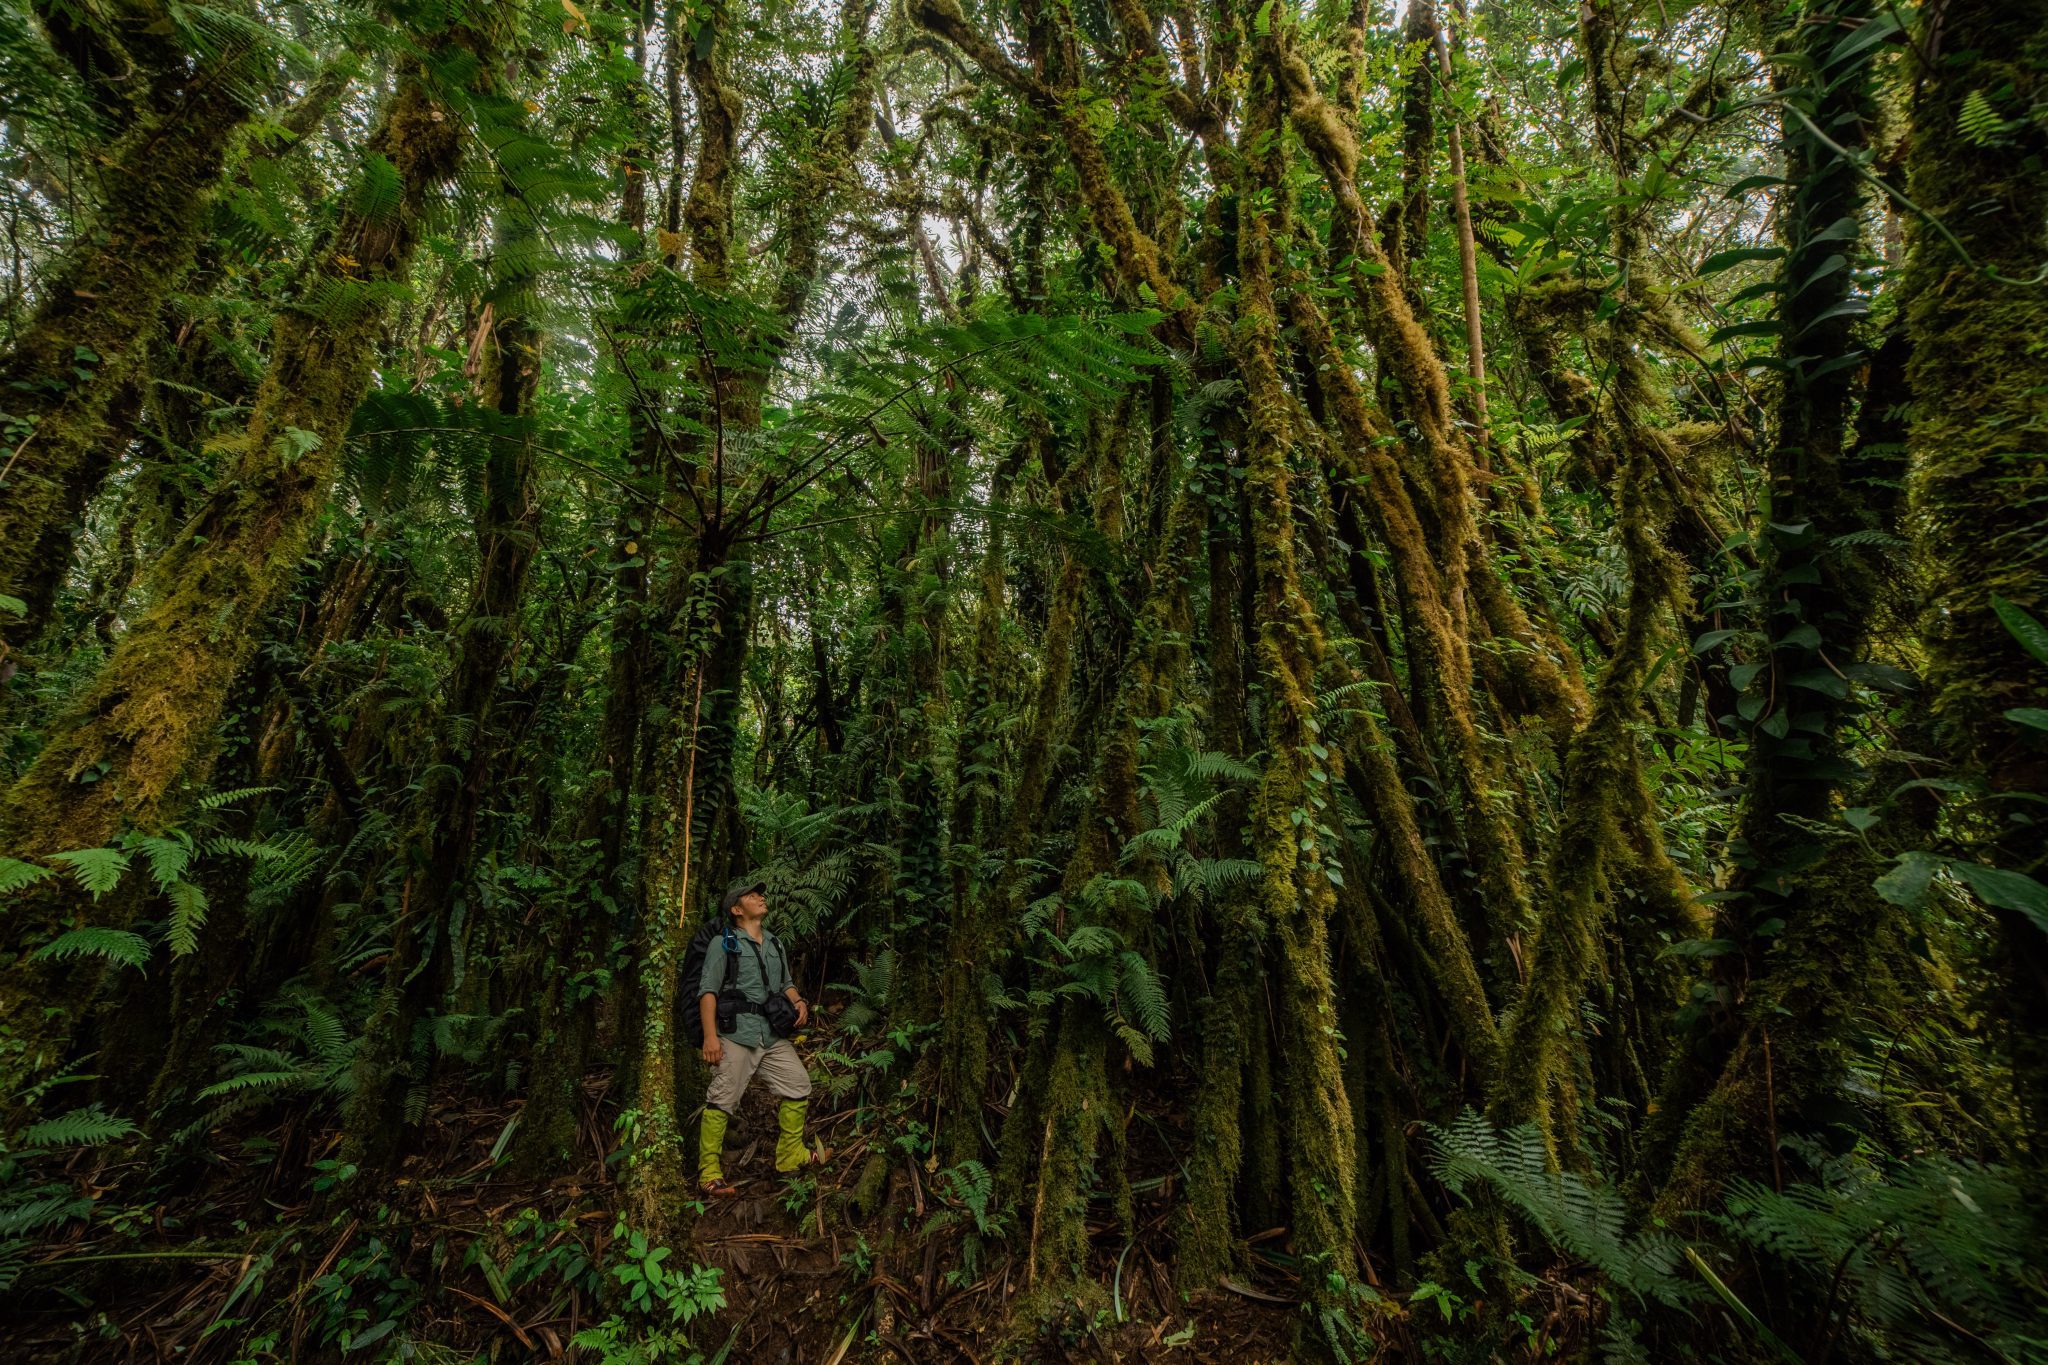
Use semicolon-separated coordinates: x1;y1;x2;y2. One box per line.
833;949;897;1036
1427;1111;1701;1313
190;995;361;1131
0;1189;92;1240
247;830;325;908
1722;1156;2048;1361
1170;855;1264;906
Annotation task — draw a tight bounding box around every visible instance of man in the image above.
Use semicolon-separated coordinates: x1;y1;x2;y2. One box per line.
697;877;824;1195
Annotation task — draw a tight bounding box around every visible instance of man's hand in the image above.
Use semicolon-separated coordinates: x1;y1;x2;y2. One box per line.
698;993;721;1066
794;997;809;1028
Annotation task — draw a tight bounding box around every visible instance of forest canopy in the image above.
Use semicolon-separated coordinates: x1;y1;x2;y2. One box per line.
1;0;2046;1357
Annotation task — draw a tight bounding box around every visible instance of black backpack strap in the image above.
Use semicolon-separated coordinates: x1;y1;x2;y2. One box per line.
720;926;741;992
771;936;792;995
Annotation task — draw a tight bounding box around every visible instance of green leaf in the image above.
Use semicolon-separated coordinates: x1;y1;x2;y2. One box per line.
1809;216;1860;245
1827;9;1899;66
1725;279;1781;307
2006;707;2048;732
50;847;131;897
1842;807;1881;833
31;927;151;970
1804;350;1868;382
1792;254;1846;294
0;592;26;618
1875;851;1943;911
1951;863;2048;932
1696;245;1784;276
1788;668;1849;699
1722;173;1787;199
1709;319;1780;346
1693;628;1739;654
1843;662;1916;694
1777;624;1822;650
1684;1248;1805;1364
272;426;322;466
1991;595;2048;665
1958;88;2014;146
1798;297;1869;332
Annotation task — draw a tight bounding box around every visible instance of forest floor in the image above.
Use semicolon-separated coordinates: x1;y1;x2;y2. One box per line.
7;1049;1315;1362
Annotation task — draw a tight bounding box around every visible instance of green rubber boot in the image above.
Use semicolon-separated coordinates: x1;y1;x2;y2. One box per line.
775;1100;810;1173
698;1107;729;1185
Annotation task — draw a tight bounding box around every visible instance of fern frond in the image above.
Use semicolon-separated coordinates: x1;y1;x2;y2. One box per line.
0;858;54;894
197;785;280;811
128;832;193;889
1428;1110;1702;1311
166;881;209;956
31;928;150;970
49;847;130;897
0;1189;93;1238
19;1104;137;1148
1117;950;1170;1042
196;1070;309;1099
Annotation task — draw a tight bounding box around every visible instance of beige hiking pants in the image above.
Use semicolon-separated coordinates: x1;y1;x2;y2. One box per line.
705;1037;811;1114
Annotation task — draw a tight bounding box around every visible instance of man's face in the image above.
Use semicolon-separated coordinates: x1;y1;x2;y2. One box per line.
738;890;768;920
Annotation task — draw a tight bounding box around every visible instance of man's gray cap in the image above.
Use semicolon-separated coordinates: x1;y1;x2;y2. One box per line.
721;878;768;912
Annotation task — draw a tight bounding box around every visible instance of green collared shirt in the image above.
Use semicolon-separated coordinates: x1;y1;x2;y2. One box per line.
698;924;794;1050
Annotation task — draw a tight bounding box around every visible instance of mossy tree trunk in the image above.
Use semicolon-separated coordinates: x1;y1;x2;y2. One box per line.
1901;0;2048;1160
1276;39;1553;988
1174;457;1258;1290
1653;0;1902;1210
1239;28;1360;1345
0;40;263;653
1492;0;1694;1154
345;217;545;1167
0;9;508;1110
1011;442;1194;1322
510;51;662;1174
626;551;751;1241
934;440;1027;1168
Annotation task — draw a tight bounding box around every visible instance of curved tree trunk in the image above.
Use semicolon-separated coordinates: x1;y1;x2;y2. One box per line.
0;16;506;1111
0;59;259;652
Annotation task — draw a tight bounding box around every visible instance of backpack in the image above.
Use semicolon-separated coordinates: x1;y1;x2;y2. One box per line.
679;920;741;1047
